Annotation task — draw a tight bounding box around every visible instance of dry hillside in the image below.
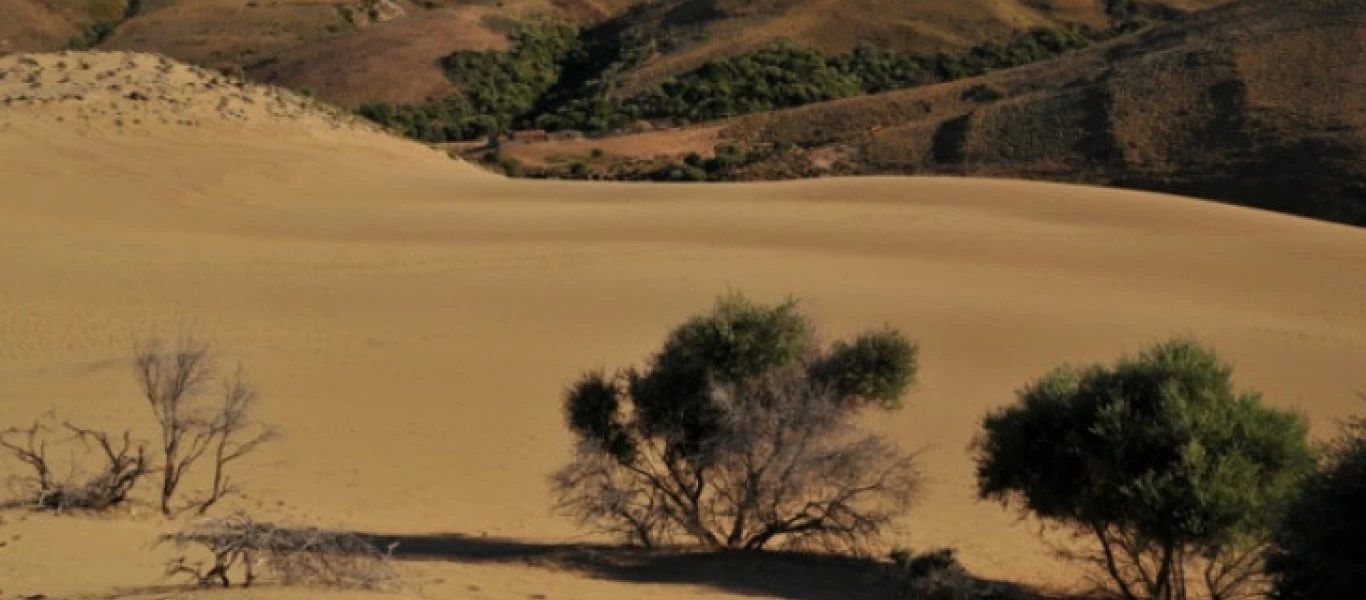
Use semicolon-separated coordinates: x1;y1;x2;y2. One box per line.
0;0;129;52
3;0;1233;109
4;50;1366;600
602;0;1229;95
1;0;638;106
705;0;1366;225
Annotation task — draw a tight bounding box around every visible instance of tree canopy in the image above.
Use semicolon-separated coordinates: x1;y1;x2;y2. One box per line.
554;293;919;552
973;338;1314;600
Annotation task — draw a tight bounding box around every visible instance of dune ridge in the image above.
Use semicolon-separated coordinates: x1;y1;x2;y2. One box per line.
1;52;1365;600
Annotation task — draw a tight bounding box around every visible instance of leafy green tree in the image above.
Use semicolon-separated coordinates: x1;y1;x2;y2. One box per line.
973;339;1314;600
1268;404;1366;600
553;294;920;552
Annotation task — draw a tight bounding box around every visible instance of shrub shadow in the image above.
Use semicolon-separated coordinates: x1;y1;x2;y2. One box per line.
358;532;904;600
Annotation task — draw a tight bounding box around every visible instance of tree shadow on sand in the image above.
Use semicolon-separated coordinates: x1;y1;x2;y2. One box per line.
353;532;1044;600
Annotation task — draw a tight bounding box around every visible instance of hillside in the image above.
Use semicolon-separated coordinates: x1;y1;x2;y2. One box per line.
4;49;1366;600
721;0;1366;224
490;0;1363;225
0;0;639;106
0;0;129;52
596;0;1228;96
2;0;1230;111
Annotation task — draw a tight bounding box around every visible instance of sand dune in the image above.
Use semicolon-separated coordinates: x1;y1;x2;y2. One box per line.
2;52;1365;600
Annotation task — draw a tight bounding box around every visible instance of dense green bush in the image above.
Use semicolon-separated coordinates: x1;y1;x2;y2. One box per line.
1268;408;1366;600
974;339;1314;600
830;43;931;93
620;42;862;124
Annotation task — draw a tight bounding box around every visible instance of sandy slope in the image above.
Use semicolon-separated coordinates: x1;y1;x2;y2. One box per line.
2;53;1365;600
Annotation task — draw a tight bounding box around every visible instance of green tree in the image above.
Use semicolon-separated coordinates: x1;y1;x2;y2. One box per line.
973;339;1314;600
553;294;920;553
1267;402;1366;600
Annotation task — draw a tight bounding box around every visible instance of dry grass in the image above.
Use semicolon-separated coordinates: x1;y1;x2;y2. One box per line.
244;5;510;107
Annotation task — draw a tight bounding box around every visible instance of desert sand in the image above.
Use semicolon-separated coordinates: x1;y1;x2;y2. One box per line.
1;52;1365;600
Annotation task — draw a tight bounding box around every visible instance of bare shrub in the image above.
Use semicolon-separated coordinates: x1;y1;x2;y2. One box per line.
198;369;278;515
159;513;400;589
135;336;277;515
0;414;148;511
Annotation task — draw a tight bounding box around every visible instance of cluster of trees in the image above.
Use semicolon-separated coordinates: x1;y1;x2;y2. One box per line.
616;26;1090;126
359;24;1093;143
553;293;1366;600
358;23;579;141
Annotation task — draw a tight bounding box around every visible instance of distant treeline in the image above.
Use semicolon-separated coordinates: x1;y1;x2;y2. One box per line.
359;23;1091;143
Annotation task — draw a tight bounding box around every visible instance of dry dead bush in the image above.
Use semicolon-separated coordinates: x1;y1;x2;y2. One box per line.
135;336;278;515
159;513;401;589
0;414;148;512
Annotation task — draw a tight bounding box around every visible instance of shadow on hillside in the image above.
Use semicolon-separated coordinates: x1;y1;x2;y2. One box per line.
357;532;904;600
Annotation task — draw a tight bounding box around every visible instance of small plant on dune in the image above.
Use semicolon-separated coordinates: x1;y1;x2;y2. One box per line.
0;414;148;512
887;546;1020;600
973;339;1315;600
1266;397;1366;600
552;293;921;554
135;335;278;516
159;513;400;589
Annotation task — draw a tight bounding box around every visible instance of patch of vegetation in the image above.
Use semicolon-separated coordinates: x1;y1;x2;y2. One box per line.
616;42;861;125
358;22;1095;143
537;27;1088;131
525;26;656;132
918;27;1090;81
358;23;578;141
67;19;119;50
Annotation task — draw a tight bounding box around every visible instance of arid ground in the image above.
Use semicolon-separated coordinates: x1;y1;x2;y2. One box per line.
2;52;1365;600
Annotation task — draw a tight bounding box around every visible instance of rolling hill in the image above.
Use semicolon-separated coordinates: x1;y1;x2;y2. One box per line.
593;0;1229;96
